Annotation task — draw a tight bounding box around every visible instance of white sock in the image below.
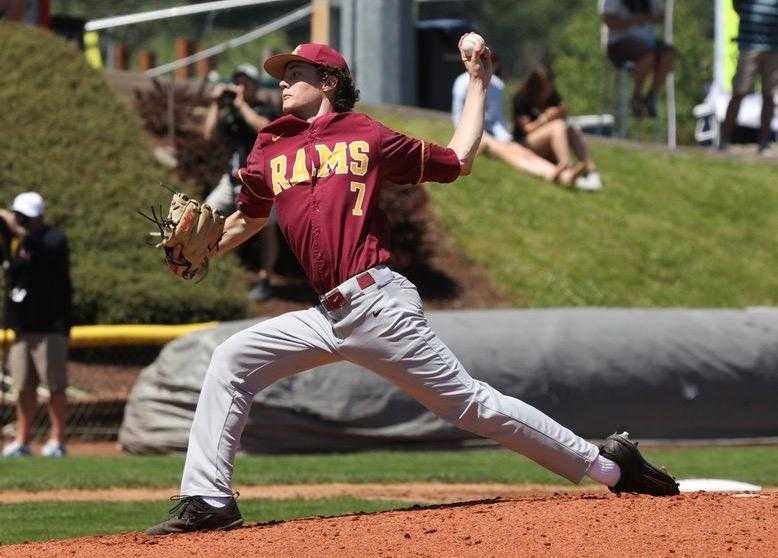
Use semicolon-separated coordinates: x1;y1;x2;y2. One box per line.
202;496;231;508
586;454;622;487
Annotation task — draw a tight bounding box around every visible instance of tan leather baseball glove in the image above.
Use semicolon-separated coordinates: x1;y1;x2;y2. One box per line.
141;192;225;280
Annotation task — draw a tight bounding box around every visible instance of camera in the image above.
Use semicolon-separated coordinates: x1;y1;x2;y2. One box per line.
0;218;11;266
217;89;237;107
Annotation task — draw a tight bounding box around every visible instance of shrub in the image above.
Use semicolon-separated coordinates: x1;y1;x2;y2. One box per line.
0;23;246;324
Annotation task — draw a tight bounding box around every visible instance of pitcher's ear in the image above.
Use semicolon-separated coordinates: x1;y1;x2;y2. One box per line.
321;74;338;92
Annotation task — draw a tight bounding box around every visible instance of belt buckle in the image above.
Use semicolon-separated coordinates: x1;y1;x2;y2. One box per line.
323;271;376;312
323;289;347;311
356;271;375;289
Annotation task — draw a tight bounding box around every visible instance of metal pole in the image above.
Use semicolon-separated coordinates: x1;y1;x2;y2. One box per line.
338;0;356;72
665;0;677;149
714;0;725;90
615;67;630;139
666;73;677;149
144;5;313;78
355;0;415;105
598;23;611;137
168;76;176;147
85;0;296;31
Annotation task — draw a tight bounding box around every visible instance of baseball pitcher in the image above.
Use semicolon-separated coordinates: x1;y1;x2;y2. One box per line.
147;35;678;536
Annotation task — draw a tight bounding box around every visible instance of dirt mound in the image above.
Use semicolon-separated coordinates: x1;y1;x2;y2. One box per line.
3;492;776;557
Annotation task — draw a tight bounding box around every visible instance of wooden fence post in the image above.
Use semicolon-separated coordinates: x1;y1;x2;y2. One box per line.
174;38;195;80
136;50;156;72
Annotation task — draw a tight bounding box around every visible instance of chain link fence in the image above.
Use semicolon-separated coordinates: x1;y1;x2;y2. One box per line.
0;344;161;441
0;325;215;442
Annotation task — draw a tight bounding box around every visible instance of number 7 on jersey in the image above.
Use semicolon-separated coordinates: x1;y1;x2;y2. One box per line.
350;181;366;216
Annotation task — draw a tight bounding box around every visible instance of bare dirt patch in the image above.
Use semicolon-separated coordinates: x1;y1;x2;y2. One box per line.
22;440;123;456
67;362;144;400
2;492;776;557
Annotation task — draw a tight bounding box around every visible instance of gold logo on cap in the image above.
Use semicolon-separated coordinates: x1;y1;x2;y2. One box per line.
292;45;302;55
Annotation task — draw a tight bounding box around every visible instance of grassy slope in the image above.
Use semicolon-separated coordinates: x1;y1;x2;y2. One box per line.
367;107;778;308
0;23;246;324
0;497;409;545
1;447;776;491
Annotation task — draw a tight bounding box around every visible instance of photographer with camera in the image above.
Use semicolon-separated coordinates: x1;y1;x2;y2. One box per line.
0;192;72;458
202;64;279;302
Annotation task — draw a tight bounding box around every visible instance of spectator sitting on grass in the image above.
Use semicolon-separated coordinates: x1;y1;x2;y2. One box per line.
599;0;675;118
451;54;586;189
512;63;602;191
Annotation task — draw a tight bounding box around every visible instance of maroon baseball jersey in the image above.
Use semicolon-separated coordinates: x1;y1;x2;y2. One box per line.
235;111;461;294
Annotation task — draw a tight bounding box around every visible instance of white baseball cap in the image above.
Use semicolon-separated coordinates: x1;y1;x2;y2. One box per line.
232;63;260;83
11;191;45;218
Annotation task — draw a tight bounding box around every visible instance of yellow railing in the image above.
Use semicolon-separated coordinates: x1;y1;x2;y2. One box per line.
0;322;219;348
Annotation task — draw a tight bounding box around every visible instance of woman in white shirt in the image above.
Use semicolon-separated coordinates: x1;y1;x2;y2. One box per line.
451;57;588;189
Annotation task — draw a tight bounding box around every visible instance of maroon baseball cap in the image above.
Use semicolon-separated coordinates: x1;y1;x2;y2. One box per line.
264;43;349;80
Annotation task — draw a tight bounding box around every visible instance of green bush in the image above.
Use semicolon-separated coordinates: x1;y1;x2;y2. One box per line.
0;23;246;324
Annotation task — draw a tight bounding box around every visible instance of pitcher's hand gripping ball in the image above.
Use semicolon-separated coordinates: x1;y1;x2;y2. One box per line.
458;32;486;61
141;192;225;280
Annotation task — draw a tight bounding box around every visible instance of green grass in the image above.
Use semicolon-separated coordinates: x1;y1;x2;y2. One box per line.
1;447;776;492
0;497;409;546
0;23;246;324
366;106;778;307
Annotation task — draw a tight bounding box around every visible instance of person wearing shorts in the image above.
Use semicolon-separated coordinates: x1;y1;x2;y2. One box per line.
513;63;602;191
720;0;778;153
451;59;587;189
0;192;72;458
599;0;675;118
8;333;69;422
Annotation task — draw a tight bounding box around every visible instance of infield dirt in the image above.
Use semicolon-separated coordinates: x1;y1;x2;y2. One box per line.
2;491;775;557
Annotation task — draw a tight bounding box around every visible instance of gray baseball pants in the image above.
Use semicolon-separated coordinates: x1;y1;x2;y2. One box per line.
180;265;599;496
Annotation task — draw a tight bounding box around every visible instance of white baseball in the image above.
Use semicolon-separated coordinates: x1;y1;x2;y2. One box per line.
459;32;485;60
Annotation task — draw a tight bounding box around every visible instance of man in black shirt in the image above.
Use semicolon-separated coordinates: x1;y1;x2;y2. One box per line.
0;192;72;458
202;64;279;302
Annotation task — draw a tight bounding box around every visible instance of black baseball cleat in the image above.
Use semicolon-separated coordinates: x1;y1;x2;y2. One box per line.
599;432;680;496
146;495;243;535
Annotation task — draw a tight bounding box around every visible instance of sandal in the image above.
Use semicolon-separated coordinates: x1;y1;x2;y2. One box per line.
552;163;586;188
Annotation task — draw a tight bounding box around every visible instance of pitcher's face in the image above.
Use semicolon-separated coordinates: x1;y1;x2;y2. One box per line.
279;62;325;116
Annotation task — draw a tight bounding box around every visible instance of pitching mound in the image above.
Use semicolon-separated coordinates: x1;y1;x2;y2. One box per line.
3;492;776;557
